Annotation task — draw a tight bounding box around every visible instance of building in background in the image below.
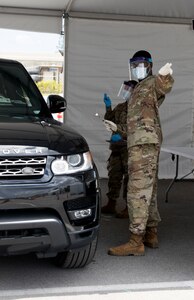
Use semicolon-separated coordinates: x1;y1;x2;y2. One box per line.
26;64;63;83
0;52;64;122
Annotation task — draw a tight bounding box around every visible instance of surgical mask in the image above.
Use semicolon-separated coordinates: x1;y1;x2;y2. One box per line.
131;62;149;80
129;57;152;81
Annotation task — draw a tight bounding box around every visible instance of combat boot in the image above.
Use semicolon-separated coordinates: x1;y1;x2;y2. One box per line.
101;199;116;214
144;227;158;248
115;206;129;219
108;234;145;256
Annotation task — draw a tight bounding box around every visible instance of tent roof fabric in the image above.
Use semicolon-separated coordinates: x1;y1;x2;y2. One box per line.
0;0;193;33
0;0;194;21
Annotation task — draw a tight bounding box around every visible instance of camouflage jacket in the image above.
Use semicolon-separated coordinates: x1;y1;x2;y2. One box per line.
127;74;174;148
104;101;127;151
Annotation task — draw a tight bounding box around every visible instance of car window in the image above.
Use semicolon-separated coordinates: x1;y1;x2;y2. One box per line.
0;61;51;119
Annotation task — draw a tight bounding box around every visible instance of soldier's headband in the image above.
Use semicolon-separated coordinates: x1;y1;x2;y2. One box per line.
129;57;152;64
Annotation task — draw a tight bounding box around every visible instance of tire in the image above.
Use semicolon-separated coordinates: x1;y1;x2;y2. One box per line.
54;236;98;269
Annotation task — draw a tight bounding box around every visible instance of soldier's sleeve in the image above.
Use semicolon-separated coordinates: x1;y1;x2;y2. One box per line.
115;107;127;139
158;95;165;107
104;107;114;121
116;123;127;139
155;74;174;98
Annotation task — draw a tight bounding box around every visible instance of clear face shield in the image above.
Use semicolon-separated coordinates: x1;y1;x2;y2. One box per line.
117;80;137;101
129;57;152;81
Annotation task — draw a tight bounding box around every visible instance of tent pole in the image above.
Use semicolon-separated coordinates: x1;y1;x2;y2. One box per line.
64;13;69;100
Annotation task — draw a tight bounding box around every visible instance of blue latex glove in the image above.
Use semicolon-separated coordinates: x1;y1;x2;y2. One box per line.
111;133;122;142
103;93;112;108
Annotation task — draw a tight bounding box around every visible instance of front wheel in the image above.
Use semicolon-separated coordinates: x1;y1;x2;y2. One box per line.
54;236;98;269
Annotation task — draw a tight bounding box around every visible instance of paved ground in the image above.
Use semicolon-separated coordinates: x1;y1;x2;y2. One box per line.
98;178;194;284
15;289;194;300
0;179;194;299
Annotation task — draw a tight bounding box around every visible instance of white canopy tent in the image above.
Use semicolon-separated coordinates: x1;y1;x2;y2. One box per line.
0;0;194;178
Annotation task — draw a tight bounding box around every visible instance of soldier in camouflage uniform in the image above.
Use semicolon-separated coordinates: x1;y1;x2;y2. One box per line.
108;50;174;256
102;81;137;218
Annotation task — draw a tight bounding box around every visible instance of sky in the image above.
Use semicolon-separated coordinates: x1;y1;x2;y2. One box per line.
0;28;60;54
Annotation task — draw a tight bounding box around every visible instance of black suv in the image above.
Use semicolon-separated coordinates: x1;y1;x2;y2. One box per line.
0;59;101;268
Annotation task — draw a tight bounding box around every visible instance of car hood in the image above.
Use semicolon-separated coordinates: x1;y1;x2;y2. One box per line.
0;118;89;155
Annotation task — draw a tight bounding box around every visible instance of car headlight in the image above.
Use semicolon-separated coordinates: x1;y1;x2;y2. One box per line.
51;151;93;175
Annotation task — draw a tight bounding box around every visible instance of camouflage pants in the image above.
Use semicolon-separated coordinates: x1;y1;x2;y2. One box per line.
107;148;128;202
127;144;161;235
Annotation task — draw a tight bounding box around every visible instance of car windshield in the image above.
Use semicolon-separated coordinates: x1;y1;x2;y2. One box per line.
0;60;52;119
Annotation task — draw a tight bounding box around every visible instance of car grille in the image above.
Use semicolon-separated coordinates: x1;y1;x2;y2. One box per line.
0;156;46;178
64;196;97;211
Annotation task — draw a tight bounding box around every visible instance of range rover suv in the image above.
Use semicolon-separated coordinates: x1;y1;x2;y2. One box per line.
0;58;101;268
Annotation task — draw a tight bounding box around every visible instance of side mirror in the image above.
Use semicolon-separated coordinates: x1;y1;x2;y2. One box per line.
47;95;67;113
